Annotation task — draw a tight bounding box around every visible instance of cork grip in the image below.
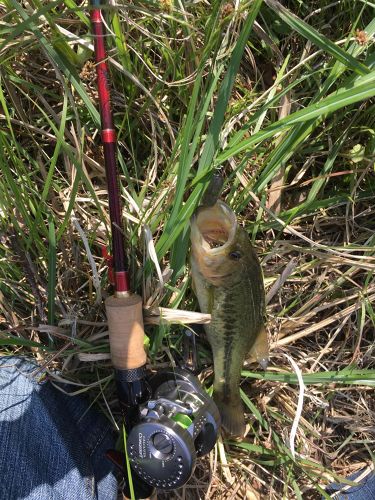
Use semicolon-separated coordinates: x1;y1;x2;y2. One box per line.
105;293;147;370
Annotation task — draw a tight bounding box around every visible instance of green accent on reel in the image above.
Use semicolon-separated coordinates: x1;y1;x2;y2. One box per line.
172;413;193;429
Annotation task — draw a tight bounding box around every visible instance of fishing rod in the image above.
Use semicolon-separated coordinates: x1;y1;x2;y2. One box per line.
90;1;220;497
90;0;149;433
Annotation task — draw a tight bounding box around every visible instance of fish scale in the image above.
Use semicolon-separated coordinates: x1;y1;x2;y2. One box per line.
211;281;258;385
190;201;268;437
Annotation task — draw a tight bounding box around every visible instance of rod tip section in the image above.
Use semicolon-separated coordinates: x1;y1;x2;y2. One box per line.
105;294;147;370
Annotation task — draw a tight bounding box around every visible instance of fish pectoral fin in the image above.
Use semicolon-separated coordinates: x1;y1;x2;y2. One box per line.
246;327;269;369
191;275;197;296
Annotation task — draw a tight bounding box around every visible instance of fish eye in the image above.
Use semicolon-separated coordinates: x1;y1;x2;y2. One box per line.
229;251;241;260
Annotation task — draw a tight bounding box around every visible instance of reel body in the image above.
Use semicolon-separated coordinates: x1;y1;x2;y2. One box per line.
127;368;220;490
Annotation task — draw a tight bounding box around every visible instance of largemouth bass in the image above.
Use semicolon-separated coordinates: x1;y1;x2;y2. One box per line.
190;184;268;438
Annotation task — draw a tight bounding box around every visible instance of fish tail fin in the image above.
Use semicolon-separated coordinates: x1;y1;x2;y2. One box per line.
214;393;246;439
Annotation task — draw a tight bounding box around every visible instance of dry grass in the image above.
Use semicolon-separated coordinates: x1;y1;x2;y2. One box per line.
1;1;375;498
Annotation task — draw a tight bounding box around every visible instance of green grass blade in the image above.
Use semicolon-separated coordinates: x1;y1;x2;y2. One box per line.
242;368;375;385
63;0;90;27
7;0;99;125
122;424;135;500
0;0;61;51
0;335;52;350
47;215;56;328
264;0;370;76
157;0;263;260
217;71;375;165
197;0;264;174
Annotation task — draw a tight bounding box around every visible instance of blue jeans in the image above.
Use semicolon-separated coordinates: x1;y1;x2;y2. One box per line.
326;470;375;499
0;356;118;500
0;356;374;499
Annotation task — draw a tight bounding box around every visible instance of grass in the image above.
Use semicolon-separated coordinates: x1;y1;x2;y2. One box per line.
0;0;375;498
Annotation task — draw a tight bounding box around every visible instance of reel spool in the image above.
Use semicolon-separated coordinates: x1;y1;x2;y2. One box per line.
127;368;221;490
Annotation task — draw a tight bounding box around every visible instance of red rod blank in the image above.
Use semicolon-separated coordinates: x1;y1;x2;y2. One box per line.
91;6;129;293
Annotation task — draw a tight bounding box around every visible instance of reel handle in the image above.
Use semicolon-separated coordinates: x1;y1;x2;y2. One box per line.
105;293;147;370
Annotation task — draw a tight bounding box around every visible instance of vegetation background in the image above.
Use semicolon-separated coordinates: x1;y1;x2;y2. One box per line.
0;0;374;498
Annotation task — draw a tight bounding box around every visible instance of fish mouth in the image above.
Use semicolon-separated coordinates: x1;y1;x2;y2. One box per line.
191;201;237;254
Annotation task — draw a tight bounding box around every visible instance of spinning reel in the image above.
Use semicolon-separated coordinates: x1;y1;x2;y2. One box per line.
127;368;221;490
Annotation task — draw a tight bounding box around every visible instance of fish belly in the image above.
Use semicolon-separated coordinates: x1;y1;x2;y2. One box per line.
192;258;264;436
